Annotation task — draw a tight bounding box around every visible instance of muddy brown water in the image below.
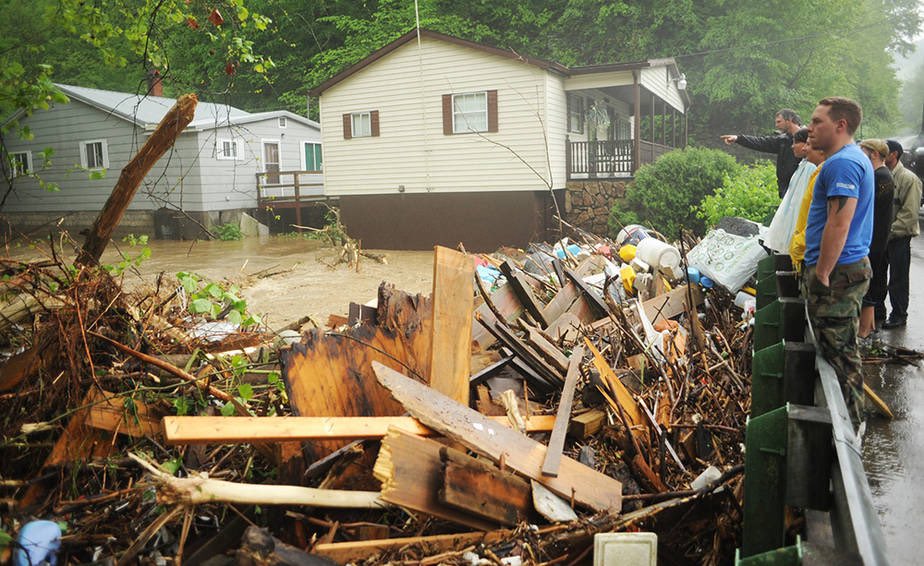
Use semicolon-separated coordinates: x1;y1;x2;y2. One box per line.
8;236;434;330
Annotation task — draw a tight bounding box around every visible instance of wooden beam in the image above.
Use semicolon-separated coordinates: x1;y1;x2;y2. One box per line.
374;428;496;530
162;415;557;445
429;246;474;404
569;409;606;439
372;362;622;512
439;445;532;526
541;346;584;478
85;390;161;438
499;261;550;327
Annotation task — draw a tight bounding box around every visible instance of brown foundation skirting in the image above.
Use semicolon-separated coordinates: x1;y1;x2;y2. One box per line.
338;191;560;251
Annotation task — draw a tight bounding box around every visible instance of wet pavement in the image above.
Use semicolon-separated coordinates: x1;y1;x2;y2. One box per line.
862;236;924;565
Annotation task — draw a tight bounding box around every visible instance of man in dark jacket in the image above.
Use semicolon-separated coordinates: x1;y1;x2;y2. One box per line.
721;108;803;197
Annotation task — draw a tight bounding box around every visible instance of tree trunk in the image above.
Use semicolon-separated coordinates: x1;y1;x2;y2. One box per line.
77;93;198;266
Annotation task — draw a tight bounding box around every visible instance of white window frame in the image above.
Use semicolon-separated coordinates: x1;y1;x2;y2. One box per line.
300;141;323;171
261;139;281;171
350;112;372;138
452;91;488;134
79;139;109;170
9;151;32;177
568;94;585;134
217;138;241;161
278;116;287;128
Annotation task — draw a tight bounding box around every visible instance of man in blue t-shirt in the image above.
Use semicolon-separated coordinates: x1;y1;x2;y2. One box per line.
803;96;874;402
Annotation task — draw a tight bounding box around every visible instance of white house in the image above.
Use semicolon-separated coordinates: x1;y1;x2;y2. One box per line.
310;29;689;250
1;83;323;240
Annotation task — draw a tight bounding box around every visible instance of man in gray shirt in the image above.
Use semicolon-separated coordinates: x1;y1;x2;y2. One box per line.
721;109;803;197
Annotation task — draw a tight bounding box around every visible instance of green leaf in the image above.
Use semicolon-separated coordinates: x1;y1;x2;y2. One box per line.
220;402;236;416
238;383;254;401
173;397;190;416
161;457;183;475
226;309;243;325
189;298;214;314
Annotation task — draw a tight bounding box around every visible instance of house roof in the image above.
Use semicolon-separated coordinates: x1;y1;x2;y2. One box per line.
309;29;688;103
53;84;319;131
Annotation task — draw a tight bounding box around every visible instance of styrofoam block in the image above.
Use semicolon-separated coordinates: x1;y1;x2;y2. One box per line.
593;532;657;566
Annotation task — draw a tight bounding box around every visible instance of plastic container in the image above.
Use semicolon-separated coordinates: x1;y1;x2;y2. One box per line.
636;237;682;272
700;276;714;289
616;224;650;247
618;244;637;263
630;257;651;273
686;267;701;285
620;265;637;294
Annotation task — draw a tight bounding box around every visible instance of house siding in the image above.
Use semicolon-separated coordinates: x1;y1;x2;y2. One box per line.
0;100;197;213
319;37;556;196
639;67;684;113
546;73;568;190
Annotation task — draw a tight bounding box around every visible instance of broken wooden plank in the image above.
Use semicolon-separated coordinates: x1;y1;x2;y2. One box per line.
564;269;610;318
162;415;557;445
541;345;584;478
472;283;523;350
525;326;570;373
372;362;622;512
280;284;432;459
374;428;496;530
439;445;532;526
429;246;474;404
569;409;606;439
531;480;578;522
470;354;514;387
485;318;563;385
584;338;645;428
85;390;161;438
642;284;703;325
541;282;585;324
499;261;550;326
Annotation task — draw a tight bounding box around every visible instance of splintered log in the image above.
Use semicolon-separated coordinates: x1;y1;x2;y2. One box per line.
280;284;432;459
372;362;622;512
429;246;474;404
78;93;198;265
374;428;496;530
439;445;533;526
162;415;556;444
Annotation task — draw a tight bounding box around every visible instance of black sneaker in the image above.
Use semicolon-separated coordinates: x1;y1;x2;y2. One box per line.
882;317;907;329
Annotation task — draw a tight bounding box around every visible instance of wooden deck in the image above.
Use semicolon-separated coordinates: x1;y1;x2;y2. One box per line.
256;170;334;228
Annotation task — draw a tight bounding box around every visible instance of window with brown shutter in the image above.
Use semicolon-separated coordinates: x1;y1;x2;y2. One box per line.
342;113;352;139
370;110;380;137
444;90;496;134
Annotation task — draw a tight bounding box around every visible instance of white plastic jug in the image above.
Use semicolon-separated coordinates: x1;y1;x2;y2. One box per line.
636;237;681;272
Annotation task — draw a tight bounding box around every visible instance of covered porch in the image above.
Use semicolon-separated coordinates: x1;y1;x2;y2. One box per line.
563;59;689;180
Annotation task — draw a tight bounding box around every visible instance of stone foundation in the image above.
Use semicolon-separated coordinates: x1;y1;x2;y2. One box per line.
563;179;629;236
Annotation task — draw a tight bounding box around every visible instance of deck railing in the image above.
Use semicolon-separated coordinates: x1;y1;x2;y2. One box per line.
256;170;327;229
566;139;677;179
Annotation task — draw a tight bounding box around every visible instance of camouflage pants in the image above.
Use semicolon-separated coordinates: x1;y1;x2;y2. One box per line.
802;259;871;395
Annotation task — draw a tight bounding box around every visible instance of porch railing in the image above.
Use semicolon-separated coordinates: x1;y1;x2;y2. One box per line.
256;170;324;209
567;140;634;178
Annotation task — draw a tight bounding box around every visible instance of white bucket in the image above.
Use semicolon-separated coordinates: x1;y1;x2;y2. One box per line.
636;237;681;272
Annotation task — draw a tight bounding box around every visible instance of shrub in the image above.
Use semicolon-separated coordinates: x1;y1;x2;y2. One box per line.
214;222;243;241
697;161;780;227
608;147;740;239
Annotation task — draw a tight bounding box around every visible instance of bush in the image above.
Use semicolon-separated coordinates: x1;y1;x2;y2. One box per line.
608;147;740;239
697;161;780;227
214;222;243;241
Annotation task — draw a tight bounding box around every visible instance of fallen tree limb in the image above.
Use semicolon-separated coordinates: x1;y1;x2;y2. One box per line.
129;453;385;509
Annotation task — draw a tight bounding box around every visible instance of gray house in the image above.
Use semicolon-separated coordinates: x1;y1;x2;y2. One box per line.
1;84;323;239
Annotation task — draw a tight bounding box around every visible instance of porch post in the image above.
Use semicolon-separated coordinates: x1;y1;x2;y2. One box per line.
633;71;641;174
565;135;571;181
650;93;656;163
661;99;666;146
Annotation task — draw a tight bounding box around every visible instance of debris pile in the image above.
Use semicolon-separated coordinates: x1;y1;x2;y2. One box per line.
2;226;766;565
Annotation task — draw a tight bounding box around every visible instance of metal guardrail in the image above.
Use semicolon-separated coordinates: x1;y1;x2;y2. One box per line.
738;254;888;565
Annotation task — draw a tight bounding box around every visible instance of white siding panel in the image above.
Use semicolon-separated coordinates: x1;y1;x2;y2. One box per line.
639;67;684;112
563;70;634;92
546;73;568;189
320;38;555;196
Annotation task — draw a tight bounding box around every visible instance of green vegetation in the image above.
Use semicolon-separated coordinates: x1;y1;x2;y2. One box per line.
214;222;244;241
176;271;261;327
609;147;740;239
103;234;152;276
697;161;780;227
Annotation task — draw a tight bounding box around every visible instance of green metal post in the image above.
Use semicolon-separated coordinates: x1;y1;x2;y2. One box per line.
754;300;782;351
742;405;788;557
752;341;785;418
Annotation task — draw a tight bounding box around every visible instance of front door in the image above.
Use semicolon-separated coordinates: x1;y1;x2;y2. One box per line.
263;141;280;184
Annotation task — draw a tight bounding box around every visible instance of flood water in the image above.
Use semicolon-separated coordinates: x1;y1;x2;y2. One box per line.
861;236;924;565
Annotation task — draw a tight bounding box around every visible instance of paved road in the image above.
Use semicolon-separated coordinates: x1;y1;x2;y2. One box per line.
862;234;924;566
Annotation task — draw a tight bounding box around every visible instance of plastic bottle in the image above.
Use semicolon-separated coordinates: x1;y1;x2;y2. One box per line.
616;224;650;247
700;276;714;289
636;237;682;272
686;267;701;285
618;244;637;263
620;264;637;294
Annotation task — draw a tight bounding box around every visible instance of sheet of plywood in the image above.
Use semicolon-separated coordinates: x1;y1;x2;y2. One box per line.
429;246;474;405
374;428;495;531
372;362;622;512
642;284;703;325
280;284;432;459
162;415;557;444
